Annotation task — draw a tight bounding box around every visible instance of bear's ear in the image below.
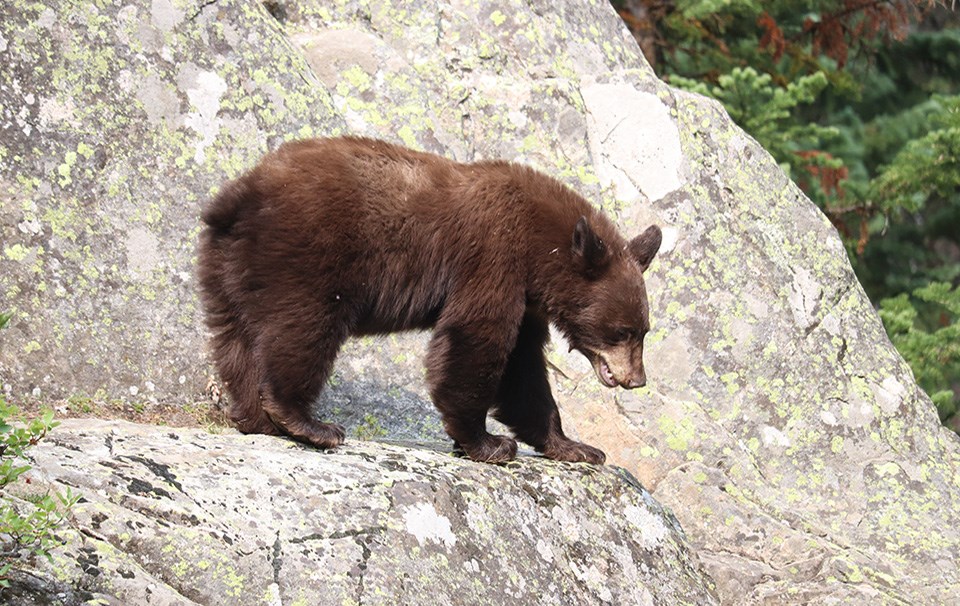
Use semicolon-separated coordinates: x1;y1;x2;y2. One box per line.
572;216;609;273
629;225;662;272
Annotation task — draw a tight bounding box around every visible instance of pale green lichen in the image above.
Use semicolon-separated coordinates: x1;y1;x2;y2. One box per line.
3;0;959;601
1;0;347;399
4;243;29;261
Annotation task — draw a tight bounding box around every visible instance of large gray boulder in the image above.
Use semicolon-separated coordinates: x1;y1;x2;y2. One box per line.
13;419;717;605
2;0;959;603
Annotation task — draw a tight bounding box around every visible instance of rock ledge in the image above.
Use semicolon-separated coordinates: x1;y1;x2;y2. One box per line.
16;419;717;606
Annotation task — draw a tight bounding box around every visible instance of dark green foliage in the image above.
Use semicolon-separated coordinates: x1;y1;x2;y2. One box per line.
880;283;960;421
870;95;960;213
613;1;960;428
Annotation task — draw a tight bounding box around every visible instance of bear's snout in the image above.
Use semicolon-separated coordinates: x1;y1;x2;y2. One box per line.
624;372;646;389
586;347;647;390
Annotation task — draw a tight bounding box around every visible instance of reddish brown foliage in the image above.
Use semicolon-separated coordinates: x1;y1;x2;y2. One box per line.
619;0;928;72
795;149;878;253
795;150;849;200
804;1;919;67
758;12;787;60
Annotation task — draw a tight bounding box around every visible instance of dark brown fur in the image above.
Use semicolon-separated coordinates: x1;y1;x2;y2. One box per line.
197;137;661;464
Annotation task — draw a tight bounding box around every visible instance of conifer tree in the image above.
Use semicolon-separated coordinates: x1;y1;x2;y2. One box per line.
613;1;960;428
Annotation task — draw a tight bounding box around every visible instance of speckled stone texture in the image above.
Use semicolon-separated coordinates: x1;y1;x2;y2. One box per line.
17;420;717;605
2;1;959;604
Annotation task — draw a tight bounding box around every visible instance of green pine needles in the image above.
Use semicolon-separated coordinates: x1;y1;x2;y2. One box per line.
880;283;960;422
670;67;841;193
614;1;960;429
870;95;960;214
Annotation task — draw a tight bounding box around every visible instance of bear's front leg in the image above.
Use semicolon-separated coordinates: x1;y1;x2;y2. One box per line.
493;312;606;465
425;311;522;464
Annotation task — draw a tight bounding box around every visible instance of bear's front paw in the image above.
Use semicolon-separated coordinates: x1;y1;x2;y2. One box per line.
543;439;606;465
462;434;518;464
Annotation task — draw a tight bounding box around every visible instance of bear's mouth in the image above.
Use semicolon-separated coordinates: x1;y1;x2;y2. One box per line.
598;358;617;387
590;353;619;388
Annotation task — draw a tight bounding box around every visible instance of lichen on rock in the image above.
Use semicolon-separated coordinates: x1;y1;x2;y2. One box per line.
20;419;717;605
2;0;959;603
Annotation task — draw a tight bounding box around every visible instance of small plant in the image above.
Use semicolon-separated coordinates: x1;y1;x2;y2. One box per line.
65;393;94;414
0;314;78;587
355;413;387;440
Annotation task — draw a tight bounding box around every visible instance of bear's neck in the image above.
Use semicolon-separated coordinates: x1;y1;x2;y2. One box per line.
470;163;621;336
523;195;616;337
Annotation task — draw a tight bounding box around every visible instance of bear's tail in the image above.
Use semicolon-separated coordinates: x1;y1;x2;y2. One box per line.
197;180;279;436
200;177;254;232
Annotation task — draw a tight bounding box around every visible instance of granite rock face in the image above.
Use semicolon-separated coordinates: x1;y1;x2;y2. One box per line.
15;420;717;605
2;0;959;603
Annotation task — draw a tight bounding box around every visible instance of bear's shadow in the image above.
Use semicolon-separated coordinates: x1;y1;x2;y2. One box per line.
311;377;523;455
312;378;447;444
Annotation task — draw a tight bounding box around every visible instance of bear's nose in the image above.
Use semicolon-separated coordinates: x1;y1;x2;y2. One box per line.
624;367;647;389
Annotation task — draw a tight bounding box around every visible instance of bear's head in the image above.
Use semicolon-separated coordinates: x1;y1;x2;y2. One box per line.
565;217;662;390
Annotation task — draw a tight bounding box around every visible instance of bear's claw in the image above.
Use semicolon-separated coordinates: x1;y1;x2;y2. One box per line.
543;439;606;465
460;434;518;464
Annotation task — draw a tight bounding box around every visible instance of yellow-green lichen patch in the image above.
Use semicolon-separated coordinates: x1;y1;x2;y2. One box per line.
658;415;697;452
4;243;30;261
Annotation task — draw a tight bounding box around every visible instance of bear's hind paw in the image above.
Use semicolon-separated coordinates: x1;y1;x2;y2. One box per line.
288;421;346;450
461;434;518;464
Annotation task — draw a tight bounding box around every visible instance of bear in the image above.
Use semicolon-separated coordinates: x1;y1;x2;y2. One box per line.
197;137;661;464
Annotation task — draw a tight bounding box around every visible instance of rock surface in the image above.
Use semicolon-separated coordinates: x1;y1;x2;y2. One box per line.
2;0;959;604
15;419;717;605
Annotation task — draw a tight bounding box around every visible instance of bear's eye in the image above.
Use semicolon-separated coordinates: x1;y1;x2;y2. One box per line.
611;328;633;343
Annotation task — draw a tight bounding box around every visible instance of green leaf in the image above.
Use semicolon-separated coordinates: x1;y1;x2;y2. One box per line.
0;395;76;574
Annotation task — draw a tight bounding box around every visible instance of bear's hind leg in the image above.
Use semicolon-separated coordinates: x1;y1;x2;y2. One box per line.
213;325;280;436
256;315;348;449
198;236;279;436
493;313;606;465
